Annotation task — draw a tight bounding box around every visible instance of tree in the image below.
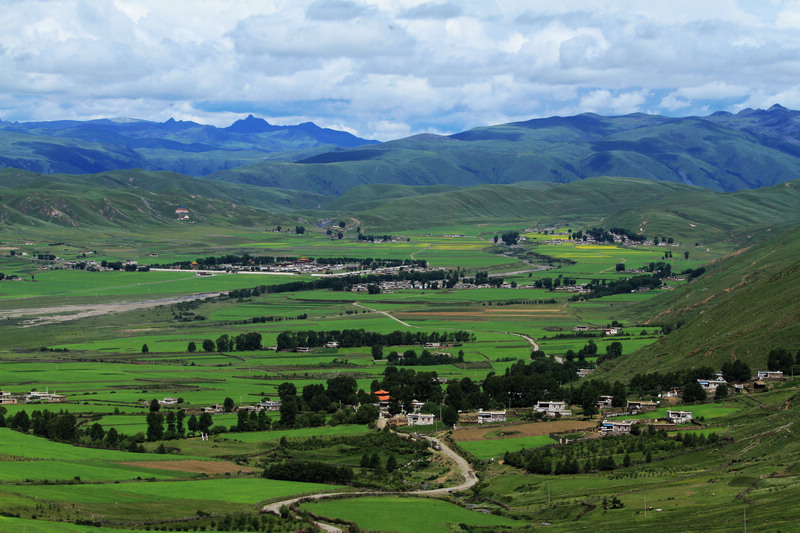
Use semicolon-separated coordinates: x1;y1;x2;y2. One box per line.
105;427;119;446
441;405;459;427
11;410;30;432
187;414;198;434
198;412;213;434
615;263;625;271
223;397;235;413
371;345;383;360
767;348;793;374
277;382;297;400
721;360;751;383
682;381;707;403
295;225;305;234
187;341;197;352
386;454;398;473
501;231;520;246
88;422;105;441
684;251;690;260
216;334;232;352
338;220;346;228
149;398;160;412
279;396;298;427
714;383;729;400
141;343;149;354
202;339;215;352
146;412;164;441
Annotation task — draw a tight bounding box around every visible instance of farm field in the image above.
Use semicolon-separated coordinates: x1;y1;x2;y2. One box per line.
300;495;525;532
1;215;794;532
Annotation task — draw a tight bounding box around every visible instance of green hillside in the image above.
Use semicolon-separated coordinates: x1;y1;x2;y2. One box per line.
209;109;800;195
348;177;800;242
599;225;800;378
0;168;326;230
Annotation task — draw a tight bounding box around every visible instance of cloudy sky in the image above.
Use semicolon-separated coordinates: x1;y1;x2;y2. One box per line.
2;0;799;140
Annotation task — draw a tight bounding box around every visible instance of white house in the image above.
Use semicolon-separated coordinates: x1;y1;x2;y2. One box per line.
159;397;178;406
666;410;693;424
477;410;507;424
257;400;281;411
757;370;783;380
534;400;572;417
407;413;435;426
697;378;727;392
601;419;636;435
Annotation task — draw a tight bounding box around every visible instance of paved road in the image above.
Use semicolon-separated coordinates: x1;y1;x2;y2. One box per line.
261;433;478;532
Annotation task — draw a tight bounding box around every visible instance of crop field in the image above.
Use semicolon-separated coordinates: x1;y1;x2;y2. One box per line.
4;215;789;532
458;434;557;460
300;496;525;532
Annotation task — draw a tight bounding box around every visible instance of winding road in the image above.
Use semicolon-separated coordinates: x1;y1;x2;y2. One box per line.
261;434;478;532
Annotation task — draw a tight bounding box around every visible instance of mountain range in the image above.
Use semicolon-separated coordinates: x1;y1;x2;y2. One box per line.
3;106;800;195
0;115;378;176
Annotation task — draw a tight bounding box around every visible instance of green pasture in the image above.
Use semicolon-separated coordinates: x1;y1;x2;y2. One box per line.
0;269;310;304
457;434;556;460
222;424;370;443
6;477;344;506
0;516;137;533
0;428;182;461
0;459;193;483
301;495;525;533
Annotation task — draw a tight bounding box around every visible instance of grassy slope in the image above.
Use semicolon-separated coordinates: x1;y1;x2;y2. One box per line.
351;177;800;239
598;225;800;378
0;168;328;230
208;113;800;195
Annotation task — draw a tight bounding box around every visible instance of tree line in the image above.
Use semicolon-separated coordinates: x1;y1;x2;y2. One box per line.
275;328;473;351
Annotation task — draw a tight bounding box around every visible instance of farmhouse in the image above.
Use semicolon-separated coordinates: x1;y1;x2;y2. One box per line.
257;400;281;411
407;413;435;426
596;395;614;409
697;378;727;392
604;327;619;335
534;400;572;417
666;410;693;424
477;409;507;424
573;325;590;332
757;370;784;380
0;391;18;404
626;400;658;413
159;397;178;406
601;419;636;435
26;391;66;403
296;346;311;353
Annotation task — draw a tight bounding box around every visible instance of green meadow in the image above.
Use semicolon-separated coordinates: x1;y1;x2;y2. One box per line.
301;496;525;533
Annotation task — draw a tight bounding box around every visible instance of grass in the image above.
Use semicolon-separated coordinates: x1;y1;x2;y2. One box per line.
301;495;525;532
457;434;556;460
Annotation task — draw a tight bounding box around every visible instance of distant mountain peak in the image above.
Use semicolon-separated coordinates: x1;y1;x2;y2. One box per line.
768;103;788;112
225;114;275;133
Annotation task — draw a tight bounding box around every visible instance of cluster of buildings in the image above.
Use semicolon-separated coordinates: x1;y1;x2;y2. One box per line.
0;390;66;404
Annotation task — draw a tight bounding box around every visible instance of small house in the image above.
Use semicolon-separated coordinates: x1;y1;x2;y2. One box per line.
601;419;636;435
534;400;572;418
159;397;178;406
627;400;658;413
407;413;435;426
666;410;693;424
597;395;614;409
477;410;507;424
757;370;783;380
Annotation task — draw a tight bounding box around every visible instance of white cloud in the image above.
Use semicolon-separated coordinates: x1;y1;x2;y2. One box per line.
0;1;799;140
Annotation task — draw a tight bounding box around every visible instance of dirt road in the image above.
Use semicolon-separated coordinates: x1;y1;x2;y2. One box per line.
261;433;478;532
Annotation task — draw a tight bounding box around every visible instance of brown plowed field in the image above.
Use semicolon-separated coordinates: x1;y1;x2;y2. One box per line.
453;420;596;442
